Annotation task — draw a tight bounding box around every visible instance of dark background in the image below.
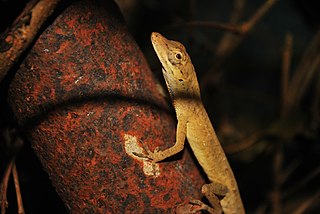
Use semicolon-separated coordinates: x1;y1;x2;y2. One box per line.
1;0;319;213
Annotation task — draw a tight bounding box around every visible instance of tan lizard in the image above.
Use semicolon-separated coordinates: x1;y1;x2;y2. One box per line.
141;32;245;214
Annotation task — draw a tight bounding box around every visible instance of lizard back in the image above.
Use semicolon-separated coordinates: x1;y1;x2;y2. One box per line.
185;101;245;214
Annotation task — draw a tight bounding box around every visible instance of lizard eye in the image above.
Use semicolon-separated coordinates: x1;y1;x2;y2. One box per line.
168;50;184;65
175;53;182;60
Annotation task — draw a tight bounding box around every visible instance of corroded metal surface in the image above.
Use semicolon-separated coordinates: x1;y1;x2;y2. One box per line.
8;0;204;212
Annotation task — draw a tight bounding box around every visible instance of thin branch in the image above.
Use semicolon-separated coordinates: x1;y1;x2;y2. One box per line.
12;164;25;214
186;0;278;35
283;166;320;199
291;189;320;214
0;0;61;82
229;0;246;24
241;0;278;34
281;33;293;117
287;29;320;109
214;0;246;57
271;142;283;214
186;21;243;34
200;0;279;88
295;56;320;105
0;159;14;214
312;70;320;127
280;160;300;184
199;0;246;86
255;203;268;214
1;130;24;214
224;130;265;154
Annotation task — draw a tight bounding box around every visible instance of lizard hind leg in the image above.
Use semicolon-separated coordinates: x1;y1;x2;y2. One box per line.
184;182;228;214
188;200;216;214
202;181;229;199
197;181;229;214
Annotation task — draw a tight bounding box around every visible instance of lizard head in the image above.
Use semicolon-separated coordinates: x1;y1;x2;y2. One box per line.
151;32;200;101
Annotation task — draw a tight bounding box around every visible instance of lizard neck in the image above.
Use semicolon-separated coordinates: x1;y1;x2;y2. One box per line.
169;76;202;118
164;64;201;101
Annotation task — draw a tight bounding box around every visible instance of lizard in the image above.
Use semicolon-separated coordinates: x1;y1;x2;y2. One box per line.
140;32;245;214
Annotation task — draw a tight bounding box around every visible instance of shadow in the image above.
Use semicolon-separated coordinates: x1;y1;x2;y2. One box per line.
19;91;174;130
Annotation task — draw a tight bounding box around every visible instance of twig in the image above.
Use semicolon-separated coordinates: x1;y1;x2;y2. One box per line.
295;56;320;105
186;21;243;34
291;189;320;214
12;163;25;214
200;0;278;88
1;130;24;214
281;33;293;117
271;142;283;214
312;71;320;127
186;0;278;35
255;203;268;214
280;160;300;184
241;0;278;34
0;159;14;214
283;166;320;199
224;130;265;154
0;0;61;82
214;0;246;57
287;29;320;109
199;0;246;86
229;0;246;25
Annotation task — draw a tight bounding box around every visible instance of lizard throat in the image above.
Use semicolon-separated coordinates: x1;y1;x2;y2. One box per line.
162;71;175;101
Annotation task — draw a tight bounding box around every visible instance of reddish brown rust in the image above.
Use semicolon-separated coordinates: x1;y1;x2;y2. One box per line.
8;0;204;212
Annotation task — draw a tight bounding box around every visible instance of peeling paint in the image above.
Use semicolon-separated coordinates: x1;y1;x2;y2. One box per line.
124;133;160;177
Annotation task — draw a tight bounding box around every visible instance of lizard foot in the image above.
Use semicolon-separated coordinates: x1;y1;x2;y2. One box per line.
189;200;216;214
132;141;163;162
194;182;226;214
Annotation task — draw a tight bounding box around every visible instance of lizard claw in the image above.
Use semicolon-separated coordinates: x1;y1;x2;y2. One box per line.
189;200;215;214
132;141;162;162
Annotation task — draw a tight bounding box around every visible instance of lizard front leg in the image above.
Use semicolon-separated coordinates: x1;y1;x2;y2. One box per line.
141;119;187;162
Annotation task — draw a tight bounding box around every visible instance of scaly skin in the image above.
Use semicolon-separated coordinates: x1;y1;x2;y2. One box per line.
148;32;245;214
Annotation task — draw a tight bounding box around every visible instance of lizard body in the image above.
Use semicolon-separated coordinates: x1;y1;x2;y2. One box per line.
148;32;245;214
